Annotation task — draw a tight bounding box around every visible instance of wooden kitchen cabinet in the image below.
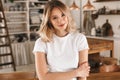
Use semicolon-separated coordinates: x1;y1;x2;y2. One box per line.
87;36;120;65
87;37;114;57
88;72;120;80
87;37;120;80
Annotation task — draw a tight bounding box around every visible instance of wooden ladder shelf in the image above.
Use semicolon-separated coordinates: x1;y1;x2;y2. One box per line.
0;0;16;71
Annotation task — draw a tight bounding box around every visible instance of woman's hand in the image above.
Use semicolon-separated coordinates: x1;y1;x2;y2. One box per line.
75;62;90;78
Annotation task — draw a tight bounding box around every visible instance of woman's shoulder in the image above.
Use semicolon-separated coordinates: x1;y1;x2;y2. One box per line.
35;38;42;42
71;32;86;38
35;38;46;44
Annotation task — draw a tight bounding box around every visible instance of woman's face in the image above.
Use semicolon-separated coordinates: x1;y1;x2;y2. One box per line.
50;7;68;32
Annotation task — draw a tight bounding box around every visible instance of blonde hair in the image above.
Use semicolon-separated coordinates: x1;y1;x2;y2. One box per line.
38;0;77;42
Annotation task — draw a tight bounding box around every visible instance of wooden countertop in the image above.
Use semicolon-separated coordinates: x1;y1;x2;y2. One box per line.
88;72;120;80
86;35;120;41
87;37;114;57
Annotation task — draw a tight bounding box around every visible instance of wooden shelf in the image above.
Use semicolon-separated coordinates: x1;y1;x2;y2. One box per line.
0;17;4;19
1;0;49;42
14;0;27;3
5;11;27;14
0;27;6;29
9;31;28;35
7;21;27;24
29;0;48;3
30;24;40;27
29;7;44;10
94;0;120;2
98;13;120;15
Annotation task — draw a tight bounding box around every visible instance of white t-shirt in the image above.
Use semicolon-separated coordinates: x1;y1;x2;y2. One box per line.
33;32;89;80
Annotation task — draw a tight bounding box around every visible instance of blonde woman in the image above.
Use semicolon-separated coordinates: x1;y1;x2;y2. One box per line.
33;0;90;80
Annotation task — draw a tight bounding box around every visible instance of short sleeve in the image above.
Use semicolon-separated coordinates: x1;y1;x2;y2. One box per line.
76;34;89;51
32;38;47;54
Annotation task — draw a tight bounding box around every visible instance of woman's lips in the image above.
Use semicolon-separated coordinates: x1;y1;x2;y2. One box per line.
59;24;65;27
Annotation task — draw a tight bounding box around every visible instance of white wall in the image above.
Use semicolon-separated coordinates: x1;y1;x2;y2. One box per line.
92;0;120;37
62;0;120;37
61;0;81;29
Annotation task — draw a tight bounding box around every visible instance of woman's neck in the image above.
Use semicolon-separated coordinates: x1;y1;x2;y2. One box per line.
55;31;68;37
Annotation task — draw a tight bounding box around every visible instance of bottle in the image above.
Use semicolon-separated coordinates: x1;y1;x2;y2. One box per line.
96;26;101;36
102;19;114;36
102;6;106;14
91;27;96;36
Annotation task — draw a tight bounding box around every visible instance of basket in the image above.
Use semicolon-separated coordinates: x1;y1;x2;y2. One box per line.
100;64;120;72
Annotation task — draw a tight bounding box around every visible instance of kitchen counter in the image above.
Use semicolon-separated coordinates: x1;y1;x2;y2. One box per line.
86;35;120;64
87;36;114;57
86;35;120;41
88;72;120;80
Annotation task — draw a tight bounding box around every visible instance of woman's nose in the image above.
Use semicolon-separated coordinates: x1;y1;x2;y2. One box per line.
57;17;63;23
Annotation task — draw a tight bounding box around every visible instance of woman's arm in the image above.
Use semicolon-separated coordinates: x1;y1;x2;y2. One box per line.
77;49;90;80
35;52;78;80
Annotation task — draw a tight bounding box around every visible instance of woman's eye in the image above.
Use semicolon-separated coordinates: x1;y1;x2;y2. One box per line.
62;13;65;17
53;17;57;20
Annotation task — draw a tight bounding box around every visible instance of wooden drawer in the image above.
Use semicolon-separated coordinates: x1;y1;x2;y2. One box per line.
87;38;114;55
